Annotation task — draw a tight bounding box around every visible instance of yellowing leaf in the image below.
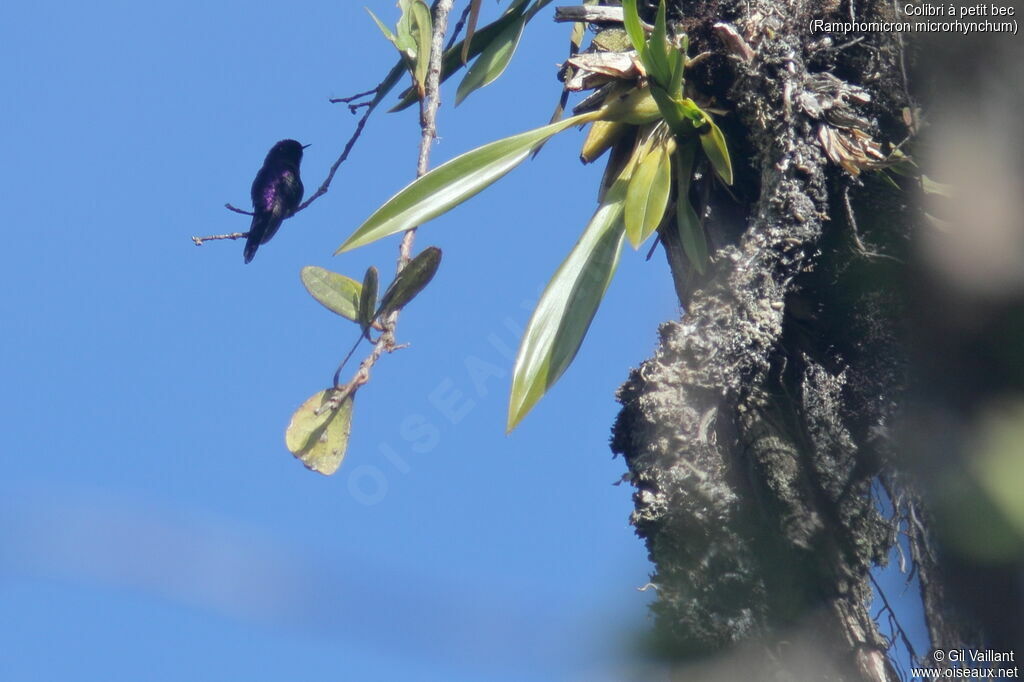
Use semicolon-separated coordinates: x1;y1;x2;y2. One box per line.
285;390;354;476
581;120;628;164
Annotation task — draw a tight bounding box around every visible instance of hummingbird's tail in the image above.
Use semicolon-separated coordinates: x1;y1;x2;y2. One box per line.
243;215;265;264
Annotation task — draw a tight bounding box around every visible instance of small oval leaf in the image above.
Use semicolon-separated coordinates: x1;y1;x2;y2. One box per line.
377;246;442;319
358;266;379;333
455;14;527;105
300;266;362;321
285;390;354;476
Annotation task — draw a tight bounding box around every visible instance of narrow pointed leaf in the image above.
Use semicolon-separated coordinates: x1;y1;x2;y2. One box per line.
337;111;598;253
921;174;954;198
395;0;417;53
645;0;672;86
648;85;690;136
367;8;400;47
461;0;484;64
391;0;531;112
621;0;647;60
358;266;379;333
668;47;685;98
625;141;672;248
300;266;362;321
507;175;628;431
376;246;442;319
285;390;354;476
410;0;432;92
674;142;707;274
581;120;628;164
456;14;527;105
699;117;733;185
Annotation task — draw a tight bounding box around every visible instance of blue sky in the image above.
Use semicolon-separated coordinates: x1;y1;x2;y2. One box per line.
0;2;682;680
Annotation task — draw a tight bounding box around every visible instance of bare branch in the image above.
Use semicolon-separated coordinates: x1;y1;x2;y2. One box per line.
191;231;248;246
225;203;253;216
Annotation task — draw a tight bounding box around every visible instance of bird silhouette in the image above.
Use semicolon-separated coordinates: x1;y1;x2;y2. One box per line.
244;139;307;263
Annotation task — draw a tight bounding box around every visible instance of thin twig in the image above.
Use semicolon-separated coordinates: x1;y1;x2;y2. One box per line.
330;87;378;104
445;2;472;51
869;572;920;664
191;232;247;246
225;203;254;215
327;0;456;408
297;102;375;211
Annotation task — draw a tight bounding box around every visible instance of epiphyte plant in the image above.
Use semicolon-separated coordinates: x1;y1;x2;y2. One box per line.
286;0;733;475
337;0;732;433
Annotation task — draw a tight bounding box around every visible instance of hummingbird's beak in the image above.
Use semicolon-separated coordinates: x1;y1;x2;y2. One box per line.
302;144;311;149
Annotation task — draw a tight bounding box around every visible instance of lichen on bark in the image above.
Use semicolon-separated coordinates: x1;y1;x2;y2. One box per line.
610;0;926;678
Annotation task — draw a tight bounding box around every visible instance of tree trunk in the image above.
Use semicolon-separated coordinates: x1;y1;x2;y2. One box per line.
611;0;1023;678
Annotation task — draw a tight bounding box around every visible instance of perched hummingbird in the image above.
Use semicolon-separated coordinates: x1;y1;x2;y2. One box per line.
244;139;308;264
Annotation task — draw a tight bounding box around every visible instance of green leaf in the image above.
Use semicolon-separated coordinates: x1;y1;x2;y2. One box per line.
621;0;647;61
667;46;685;98
391;0;531;112
699;117;733;185
674;142;707;274
395;0;417;53
456;13;527;105
377;247;443;319
645;0;672;86
507;173;628;431
625;139;672;248
367;8;401;48
300;266;362;321
461;0;484;64
648;85;689;136
358;265;379;334
410;0;432;93
337;111;598;253
285;390;354;476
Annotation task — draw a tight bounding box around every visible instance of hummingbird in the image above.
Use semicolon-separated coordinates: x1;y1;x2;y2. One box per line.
244;139;308;264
